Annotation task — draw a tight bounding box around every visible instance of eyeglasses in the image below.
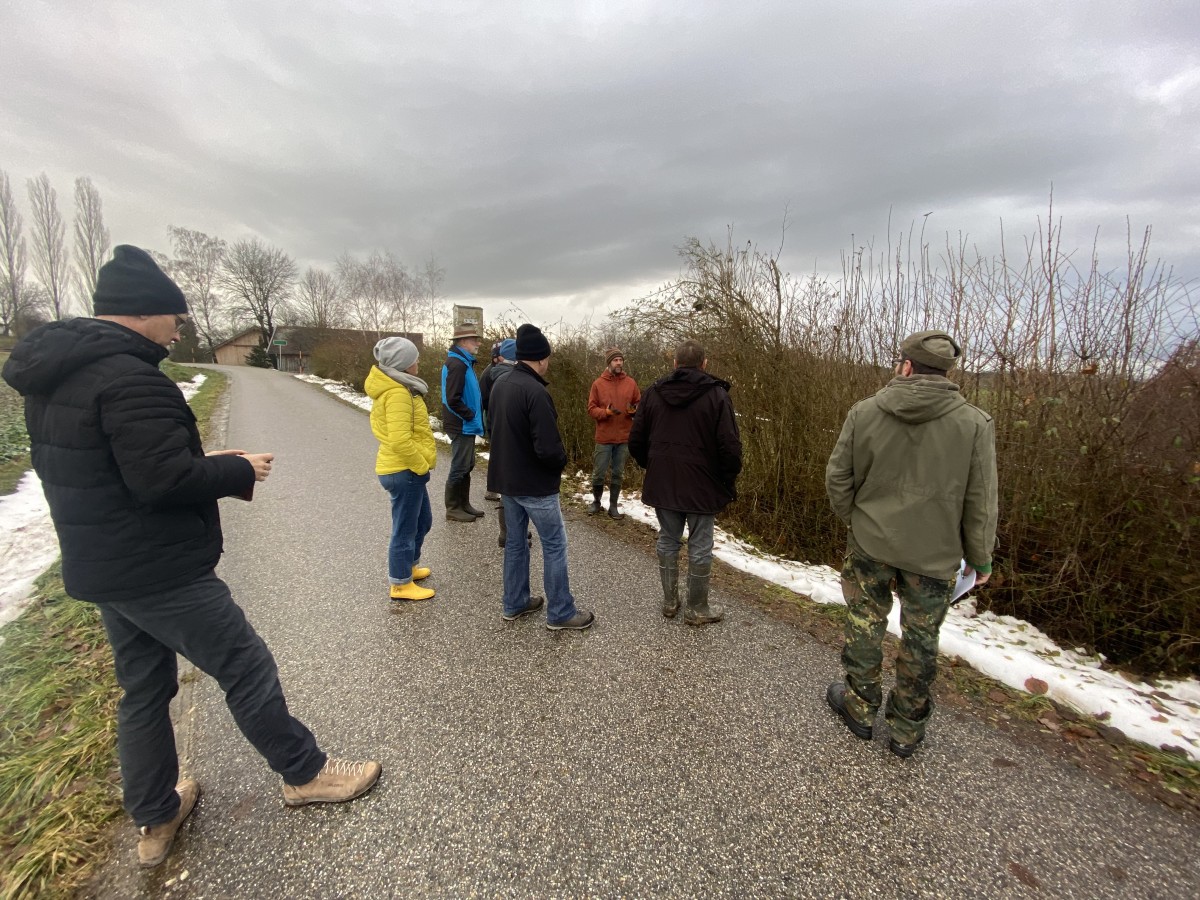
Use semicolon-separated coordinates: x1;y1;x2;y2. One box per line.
173;314;189;331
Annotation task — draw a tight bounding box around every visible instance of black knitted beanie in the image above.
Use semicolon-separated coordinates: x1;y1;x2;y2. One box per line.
515;323;552;361
93;245;187;316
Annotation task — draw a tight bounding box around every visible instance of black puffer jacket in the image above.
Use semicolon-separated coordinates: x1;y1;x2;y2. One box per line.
628;367;743;514
485;362;568;497
1;319;255;603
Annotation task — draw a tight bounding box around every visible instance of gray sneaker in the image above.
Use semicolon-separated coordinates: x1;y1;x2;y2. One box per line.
546;609;595;631
502;596;545;621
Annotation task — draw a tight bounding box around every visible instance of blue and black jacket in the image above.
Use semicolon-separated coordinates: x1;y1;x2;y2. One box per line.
440;345;483;437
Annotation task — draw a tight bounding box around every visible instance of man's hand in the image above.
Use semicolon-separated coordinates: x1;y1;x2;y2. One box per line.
207;449;246;457
243;452;275;482
964;565;990;586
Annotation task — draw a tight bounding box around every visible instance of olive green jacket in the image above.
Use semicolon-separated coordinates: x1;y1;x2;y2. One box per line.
825;375;998;579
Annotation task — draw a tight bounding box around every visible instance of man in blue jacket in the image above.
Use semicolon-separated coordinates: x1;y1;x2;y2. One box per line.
486;324;594;630
440;324;485;522
1;246;380;869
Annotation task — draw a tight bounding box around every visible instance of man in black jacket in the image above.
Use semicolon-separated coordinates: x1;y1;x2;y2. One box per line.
486;324;594;630
628;339;742;625
1;246;380;869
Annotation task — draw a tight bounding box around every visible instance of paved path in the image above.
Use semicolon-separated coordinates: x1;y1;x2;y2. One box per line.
90;366;1198;898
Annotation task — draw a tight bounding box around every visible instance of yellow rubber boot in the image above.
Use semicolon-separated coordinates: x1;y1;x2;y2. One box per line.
390;582;435;601
412;565;432;581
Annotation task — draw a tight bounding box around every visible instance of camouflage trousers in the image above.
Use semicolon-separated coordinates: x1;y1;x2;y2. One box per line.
839;550;955;746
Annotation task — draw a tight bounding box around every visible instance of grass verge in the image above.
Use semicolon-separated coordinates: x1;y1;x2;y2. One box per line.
0;565;120;900
0;364;226;899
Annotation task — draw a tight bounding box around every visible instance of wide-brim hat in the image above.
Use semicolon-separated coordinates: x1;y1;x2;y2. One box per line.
452;324;482;340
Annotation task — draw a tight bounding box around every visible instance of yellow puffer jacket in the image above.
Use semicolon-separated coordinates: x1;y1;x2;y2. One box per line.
366;366;438;476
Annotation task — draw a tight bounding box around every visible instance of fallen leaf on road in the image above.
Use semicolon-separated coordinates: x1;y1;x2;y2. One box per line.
1024;677;1049;695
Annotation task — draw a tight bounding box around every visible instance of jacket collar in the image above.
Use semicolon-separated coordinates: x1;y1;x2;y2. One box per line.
516;361;549;386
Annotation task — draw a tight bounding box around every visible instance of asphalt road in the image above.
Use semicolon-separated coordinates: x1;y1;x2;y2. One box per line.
89;365;1198;899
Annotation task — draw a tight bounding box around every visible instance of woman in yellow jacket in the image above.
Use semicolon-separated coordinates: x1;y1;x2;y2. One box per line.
367;337;438;601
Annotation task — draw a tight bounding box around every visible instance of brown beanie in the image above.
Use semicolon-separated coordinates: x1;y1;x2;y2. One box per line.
605;348;623;364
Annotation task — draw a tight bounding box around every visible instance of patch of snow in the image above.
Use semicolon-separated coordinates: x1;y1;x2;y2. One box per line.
0;471;57;636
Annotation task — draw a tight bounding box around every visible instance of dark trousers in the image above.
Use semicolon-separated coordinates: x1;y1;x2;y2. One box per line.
98;572;326;827
447;432;476;485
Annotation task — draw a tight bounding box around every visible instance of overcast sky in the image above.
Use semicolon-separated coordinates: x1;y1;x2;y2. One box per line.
2;1;1197;327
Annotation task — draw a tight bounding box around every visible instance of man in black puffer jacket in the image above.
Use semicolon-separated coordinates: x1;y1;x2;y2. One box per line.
628;339;742;625
2;245;380;869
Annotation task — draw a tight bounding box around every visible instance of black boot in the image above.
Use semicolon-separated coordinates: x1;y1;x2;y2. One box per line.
587;486;603;515
607;484;624;519
683;561;723;625
461;476;484;518
658;551;680;618
445;480;476;523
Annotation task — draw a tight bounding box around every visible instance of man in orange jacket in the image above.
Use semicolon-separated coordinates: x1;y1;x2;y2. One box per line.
586;348;641;518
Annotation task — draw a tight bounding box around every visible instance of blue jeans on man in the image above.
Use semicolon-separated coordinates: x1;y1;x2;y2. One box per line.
501;494;578;623
379;470;432;584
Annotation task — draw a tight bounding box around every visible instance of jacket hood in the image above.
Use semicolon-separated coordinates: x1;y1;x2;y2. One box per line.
875;375;965;424
600;369;628;382
1;318;168;397
365;365;398;399
655;367;730;408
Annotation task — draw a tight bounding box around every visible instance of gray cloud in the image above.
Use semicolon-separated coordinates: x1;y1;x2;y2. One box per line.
2;0;1197;322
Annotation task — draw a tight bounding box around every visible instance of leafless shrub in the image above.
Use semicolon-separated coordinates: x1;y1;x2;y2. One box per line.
589;209;1198;675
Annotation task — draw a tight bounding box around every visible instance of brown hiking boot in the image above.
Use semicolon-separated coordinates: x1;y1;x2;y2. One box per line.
282;757;382;807
137;778;200;868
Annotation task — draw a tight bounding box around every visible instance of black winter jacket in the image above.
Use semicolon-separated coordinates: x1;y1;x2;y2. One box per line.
628;367;742;514
485;363;568;497
1;319;255;603
479;361;515;436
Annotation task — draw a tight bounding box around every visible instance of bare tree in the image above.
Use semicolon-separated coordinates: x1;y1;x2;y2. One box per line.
418;254;449;343
337;250;392;333
73;176;110;301
295;266;344;329
219;238;296;345
166;226;228;360
0;170;32;335
27;172;73;320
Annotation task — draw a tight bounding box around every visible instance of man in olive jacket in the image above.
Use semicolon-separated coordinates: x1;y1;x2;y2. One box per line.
2;246;380;869
628;339;742;625
824;329;998;758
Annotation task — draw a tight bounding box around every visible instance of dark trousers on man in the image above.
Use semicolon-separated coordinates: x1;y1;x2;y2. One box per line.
98;572;326;827
447;432;476;486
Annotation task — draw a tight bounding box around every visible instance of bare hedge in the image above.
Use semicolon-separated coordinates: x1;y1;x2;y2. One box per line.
532;217;1196;676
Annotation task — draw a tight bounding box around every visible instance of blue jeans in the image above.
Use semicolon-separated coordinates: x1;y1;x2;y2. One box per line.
502;494;578;623
447;433;476;485
379;470;432;584
99;573;326;827
655;509;716;567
